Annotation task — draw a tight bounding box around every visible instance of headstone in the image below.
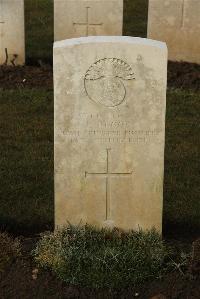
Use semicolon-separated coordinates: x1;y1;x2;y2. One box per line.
148;0;200;64
54;36;167;232
0;0;25;65
54;0;123;41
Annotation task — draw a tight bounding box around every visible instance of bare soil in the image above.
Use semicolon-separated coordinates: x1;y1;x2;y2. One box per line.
0;61;199;91
167;61;200;91
0;237;199;299
0;65;53;90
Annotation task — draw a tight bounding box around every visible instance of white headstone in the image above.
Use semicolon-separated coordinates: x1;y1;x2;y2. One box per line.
0;0;25;65
54;0;123;41
148;0;200;64
54;36;167;232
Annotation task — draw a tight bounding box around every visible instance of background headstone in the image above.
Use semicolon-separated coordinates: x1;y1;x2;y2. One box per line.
54;0;123;41
148;0;200;64
0;0;25;65
54;36;167;232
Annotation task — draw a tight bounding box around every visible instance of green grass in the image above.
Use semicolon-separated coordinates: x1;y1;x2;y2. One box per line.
33;225;168;288
0;87;199;234
24;0;148;64
0;88;54;233
25;0;53;64
164;89;200;231
123;0;148;37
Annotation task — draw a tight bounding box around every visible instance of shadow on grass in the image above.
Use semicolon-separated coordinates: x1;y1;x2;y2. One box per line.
0;89;54;235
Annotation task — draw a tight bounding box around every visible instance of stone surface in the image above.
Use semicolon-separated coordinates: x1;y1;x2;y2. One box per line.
54;0;123;41
54;36;167;231
0;0;25;65
148;0;200;64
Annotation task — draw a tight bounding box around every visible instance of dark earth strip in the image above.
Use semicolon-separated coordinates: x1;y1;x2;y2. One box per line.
0;237;199;299
0;61;199;299
0;61;200;91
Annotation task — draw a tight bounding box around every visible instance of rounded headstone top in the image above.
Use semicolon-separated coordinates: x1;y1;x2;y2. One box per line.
53;36;167;50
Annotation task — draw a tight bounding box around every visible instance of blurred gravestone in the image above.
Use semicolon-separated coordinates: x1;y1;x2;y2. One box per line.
0;0;25;65
148;0;200;63
54;36;167;232
54;0;123;41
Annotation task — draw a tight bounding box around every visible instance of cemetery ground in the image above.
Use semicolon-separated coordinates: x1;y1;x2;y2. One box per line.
1;59;200;299
0;0;200;298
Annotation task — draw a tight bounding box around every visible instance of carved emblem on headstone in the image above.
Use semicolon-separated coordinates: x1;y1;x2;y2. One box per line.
84;58;135;107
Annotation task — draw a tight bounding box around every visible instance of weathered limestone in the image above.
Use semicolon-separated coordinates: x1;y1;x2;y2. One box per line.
0;0;25;65
54;0;123;41
148;0;200;64
54;36;167;232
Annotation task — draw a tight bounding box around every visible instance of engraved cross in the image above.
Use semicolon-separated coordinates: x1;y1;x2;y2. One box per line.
73;7;103;36
85;148;133;221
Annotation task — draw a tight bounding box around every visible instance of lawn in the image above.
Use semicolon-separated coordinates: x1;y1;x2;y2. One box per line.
0;88;54;234
25;0;54;65
0;86;199;235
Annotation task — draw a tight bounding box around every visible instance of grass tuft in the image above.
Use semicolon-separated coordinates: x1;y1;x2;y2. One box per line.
33;225;168;288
